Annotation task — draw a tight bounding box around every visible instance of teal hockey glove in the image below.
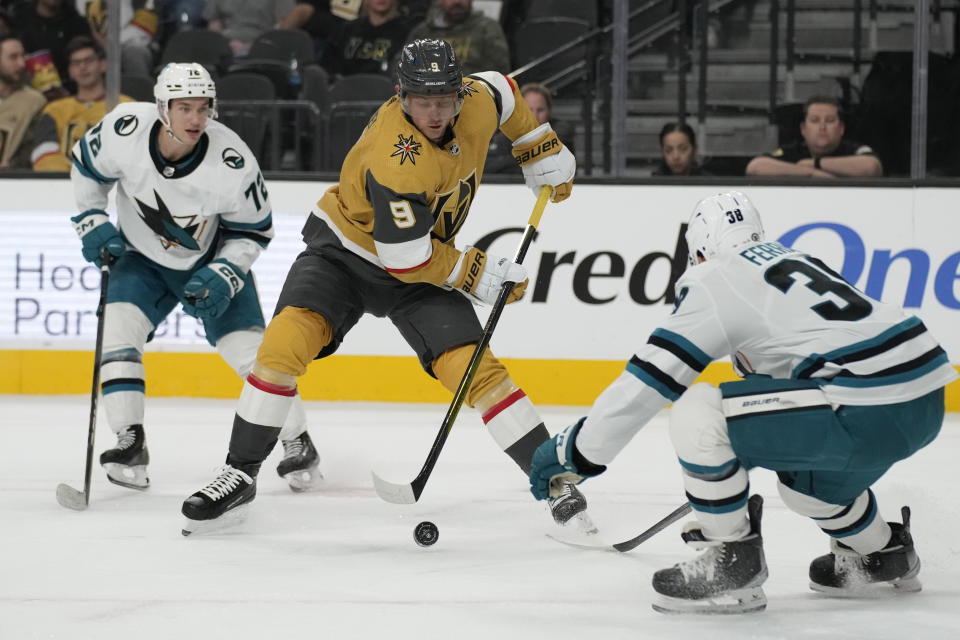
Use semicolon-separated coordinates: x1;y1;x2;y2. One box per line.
529;417;607;501
71;210;125;266
183;259;244;321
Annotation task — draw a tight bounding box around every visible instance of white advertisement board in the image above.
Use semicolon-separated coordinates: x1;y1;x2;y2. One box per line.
2;179;959;362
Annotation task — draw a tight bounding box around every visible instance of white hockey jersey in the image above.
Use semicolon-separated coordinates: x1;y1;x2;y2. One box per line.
577;240;957;465
70;102;273;272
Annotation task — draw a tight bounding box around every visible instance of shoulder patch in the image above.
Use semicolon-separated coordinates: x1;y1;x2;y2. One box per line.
391;133;421;166
772;148;784;157
114;114;139;136
221;147;245;169
461;79;479;97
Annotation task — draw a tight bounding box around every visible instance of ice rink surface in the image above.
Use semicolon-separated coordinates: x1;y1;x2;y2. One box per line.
2;395;958;640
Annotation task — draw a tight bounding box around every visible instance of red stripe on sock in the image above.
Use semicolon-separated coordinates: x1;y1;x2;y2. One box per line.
481;388;527;424
246;374;297;397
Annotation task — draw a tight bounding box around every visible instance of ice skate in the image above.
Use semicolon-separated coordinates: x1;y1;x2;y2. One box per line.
548;482;598;536
99;424;150;490
809;506;921;596
277;431;322;492
652;494;768;614
181;465;256;536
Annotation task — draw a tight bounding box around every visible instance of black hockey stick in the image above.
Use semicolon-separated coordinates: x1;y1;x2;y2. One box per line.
612;502;692;551
548;502;692;552
372;186;553;504
56;249;113;511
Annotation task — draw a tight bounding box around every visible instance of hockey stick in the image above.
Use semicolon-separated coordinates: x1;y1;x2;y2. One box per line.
56;249;113;511
372;185;553;504
547;502;692;552
612;502;692;551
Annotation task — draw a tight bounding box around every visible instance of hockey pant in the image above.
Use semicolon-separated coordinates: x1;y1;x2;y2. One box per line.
229;307;548;474
670;378;942;554
99;302;306;440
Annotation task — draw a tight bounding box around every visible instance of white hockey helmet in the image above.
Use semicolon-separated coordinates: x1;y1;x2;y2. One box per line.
685;191;765;266
154;62;218;128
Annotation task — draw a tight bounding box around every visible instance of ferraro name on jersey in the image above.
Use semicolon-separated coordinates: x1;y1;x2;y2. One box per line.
577;240;957;465
70;102;273;272
309;71;540;287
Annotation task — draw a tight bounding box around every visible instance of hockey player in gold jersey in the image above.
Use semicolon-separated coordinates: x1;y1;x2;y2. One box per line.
32;36;133;172
182;38;592;535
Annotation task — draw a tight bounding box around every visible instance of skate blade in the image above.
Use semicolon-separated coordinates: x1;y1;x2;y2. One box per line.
808;575;922;597
652;586;767;615
103;463;150;490
181;503;252;537
554;510;599;536
282;467;324;493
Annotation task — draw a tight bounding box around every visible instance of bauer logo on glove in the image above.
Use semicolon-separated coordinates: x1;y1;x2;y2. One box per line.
511;123;576;203
513;136;560;165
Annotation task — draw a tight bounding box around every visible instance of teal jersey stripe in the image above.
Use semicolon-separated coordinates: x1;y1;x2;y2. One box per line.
792;316;923;379
652;327;712;369
625;360;681;401
819;352;950;388
220;212;273;230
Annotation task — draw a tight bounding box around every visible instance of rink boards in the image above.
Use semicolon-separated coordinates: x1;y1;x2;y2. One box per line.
2;180;959;409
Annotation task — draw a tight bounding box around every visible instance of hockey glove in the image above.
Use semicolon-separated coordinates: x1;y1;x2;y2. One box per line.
71;209;125;266
446;246;528;306
511;123;576;203
182;259;245;321
529;417;607;501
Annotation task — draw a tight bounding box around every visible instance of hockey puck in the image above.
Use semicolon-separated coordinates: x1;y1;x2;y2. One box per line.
414;521;439;547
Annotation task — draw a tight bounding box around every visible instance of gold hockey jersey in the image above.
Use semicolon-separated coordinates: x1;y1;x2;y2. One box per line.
312;71;542;287
33;94;134;171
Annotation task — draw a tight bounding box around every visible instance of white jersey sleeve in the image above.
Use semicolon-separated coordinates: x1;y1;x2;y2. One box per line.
204;122;275;273
71;116;121;216
577;270;731;465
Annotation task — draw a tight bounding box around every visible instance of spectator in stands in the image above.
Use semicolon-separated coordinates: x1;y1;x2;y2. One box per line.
205;0;296;56
0;9;12;37
9;0;91;98
30;35;133;171
327;0;411;79
487;82;575;173
0;33;47;169
746;95;883;178
407;0;510;74
279;0;349;63
653;121;708;176
83;0;158;78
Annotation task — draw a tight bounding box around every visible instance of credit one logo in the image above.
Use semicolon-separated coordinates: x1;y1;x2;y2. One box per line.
475;222;960;309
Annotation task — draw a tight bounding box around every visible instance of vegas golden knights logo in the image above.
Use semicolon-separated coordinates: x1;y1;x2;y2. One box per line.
431;171;477;242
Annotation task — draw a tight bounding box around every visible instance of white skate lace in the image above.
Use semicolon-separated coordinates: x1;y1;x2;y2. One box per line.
199;466;252;501
548;483;574;507
281;436;304;460
833;543;865;573
115;428;137;450
679;545;726;582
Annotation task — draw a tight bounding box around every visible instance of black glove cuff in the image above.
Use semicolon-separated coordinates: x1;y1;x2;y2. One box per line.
572;439;607;477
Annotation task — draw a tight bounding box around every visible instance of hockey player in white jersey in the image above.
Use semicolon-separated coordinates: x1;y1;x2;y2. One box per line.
528;191;956;614
69;62;320;493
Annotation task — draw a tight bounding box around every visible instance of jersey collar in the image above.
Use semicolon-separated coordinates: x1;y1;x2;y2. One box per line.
149;120;209;179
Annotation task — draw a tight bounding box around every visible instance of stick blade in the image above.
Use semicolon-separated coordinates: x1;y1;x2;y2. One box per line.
370;471;419;504
56;483;89;511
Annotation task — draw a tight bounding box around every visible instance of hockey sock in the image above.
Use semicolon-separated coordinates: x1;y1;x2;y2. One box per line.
227;374;293;475
778;484;892;555
670;384;751;541
100;347;145;432
480;388;549;475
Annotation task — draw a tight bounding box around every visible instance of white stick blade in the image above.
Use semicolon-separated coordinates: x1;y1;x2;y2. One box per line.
56;483;88;511
370;471;417;504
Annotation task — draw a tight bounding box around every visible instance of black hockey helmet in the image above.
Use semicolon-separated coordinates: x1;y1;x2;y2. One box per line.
397;38;463;97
